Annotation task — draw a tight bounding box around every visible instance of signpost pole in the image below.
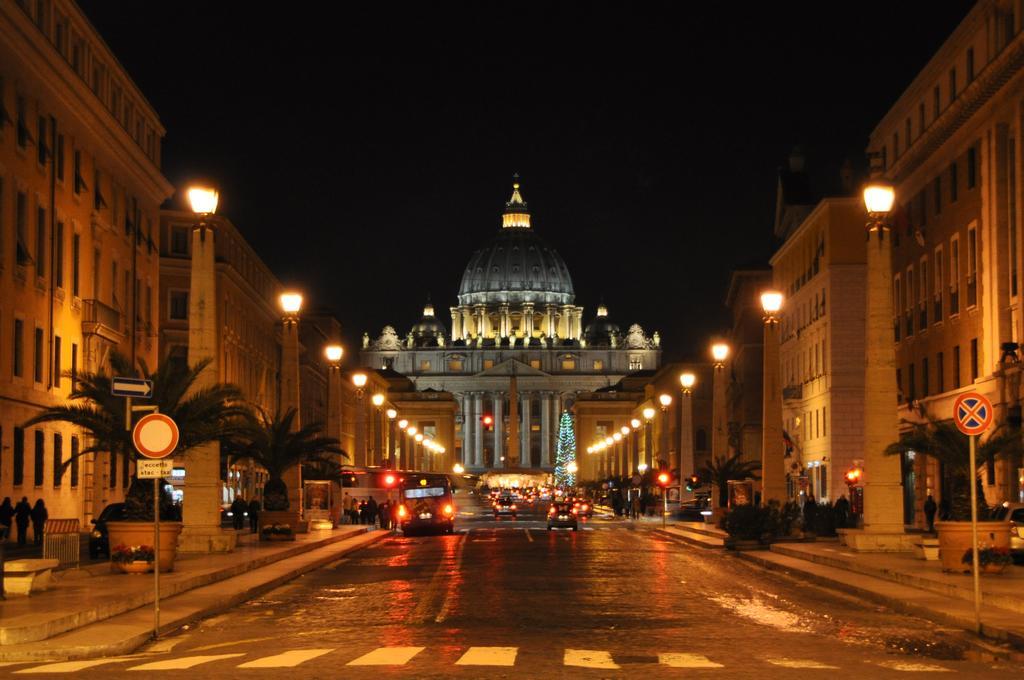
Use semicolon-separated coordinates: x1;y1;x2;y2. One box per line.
154;476;160;638
969;433;981;634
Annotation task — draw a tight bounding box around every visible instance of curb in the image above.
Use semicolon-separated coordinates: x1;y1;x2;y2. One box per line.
0;529;392;662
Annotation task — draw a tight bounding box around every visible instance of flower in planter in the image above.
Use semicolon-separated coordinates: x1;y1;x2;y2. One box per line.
962;545;1013;568
111;543;156;564
260;523;294;536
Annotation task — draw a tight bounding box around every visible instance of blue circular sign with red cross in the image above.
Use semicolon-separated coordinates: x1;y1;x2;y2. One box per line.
953;392;993;436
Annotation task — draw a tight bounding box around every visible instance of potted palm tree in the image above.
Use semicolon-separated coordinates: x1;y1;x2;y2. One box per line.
885;419;1018;572
226;408;346;540
700;450;761;522
24;353;246;571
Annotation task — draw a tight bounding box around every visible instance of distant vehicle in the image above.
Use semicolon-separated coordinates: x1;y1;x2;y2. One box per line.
493;497;518;520
677;497;712;522
547;502;579;531
992;502;1024;562
572;499;593;518
397;473;456;535
89;502;126;558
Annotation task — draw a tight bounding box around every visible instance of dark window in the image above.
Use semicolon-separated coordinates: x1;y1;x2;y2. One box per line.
53;335;61;389
53;433;62;487
72;232;80;296
953;345;962;388
13;427;24;486
170;226;189;255
922;357;929;397
36;116;47;165
16;96;27;148
950;162;958;202
70;436;79;487
70;342;77;389
34;429;44;486
55;134;64;181
33;327;43;383
16;191;29;265
93;169;105;211
967;47;975;81
896;368;903;401
908;362;916;401
970;338;979;381
35;206;46;276
109;451;117;489
933;86;940;118
55;221;64;288
949;68;957;103
13;318;23;377
73;150;84;195
169;291;188;320
934;176;941;214
937;352;944;393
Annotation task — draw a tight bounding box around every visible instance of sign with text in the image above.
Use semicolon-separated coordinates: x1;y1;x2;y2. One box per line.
137;459;173;479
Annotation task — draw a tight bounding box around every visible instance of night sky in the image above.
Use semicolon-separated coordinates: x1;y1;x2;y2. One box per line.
78;1;975;362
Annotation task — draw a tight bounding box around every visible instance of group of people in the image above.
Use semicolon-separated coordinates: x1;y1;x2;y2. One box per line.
609;489;656;519
228;496;261;532
0;497;49;546
341;493;392;529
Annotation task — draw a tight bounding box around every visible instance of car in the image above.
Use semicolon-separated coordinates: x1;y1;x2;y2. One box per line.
547;502;579;531
89;502;126;559
677;498;712;522
992;502;1024;562
573;499;594;518
493;497;518;519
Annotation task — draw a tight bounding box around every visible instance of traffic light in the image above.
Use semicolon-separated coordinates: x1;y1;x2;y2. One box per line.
383;474;396;487
685;474;700;492
845;466;863;485
481;414;494;431
657;472;670;487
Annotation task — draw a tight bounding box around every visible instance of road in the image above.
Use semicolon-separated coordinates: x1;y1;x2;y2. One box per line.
2;493;1018;678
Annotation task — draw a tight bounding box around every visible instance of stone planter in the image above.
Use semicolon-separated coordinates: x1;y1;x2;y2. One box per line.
107;521;182;572
114;560;153;574
259;510;299;541
935;520;1011;572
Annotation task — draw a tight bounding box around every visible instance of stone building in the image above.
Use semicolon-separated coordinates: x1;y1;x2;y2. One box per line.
360;181;661;482
0;0;172;522
724;267;772;466
868;0;1024;519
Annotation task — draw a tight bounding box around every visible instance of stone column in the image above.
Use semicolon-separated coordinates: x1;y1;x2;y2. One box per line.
493;392;504;468
522;303;534;339
541;392;553;466
473;392;484;468
280;314;303;512
327;364;342;444
460;394;471;467
475;306;487;339
680;391;695;501
545;305;557;338
355;394;367;467
521;393;532;467
499;304;510;338
712;360;729;462
462;308;474;339
180;222;236;553
761;316;785;505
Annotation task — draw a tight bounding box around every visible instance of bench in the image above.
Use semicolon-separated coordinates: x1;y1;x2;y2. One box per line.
913;537;940;561
3;559;60;596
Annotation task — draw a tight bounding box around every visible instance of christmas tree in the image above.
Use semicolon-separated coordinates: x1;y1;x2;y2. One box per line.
554;410;577;488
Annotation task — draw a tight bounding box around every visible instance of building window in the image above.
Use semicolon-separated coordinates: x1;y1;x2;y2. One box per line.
382;357;394;370
169;291;188;320
35;206;46;276
73;150;84;195
36;116;47;165
908;362;916;401
967;225;978;307
934;245;944;322
919;258;928;328
922;357;929;397
950;236;960;315
53;433;63;487
896;368;903;400
420;360;431;372
529;359;541;369
13;427;25;486
53;335;61;389
933;85;940;119
561;358;576;371
13;318;23;377
970;338;979;381
33;327;43;383
593;360;604;371
70;436;79;487
967;147;977;189
34;430;44;486
893;275;902;341
16;96;28;148
70;342;77;389
170;226;189;255
55;134;64;181
950;162;958;202
967;47;975;81
893;131;899;159
482;359;494;370
949;68;957;103
448;359;463;372
16;191;29;265
953;345;961;388
629;357;642;371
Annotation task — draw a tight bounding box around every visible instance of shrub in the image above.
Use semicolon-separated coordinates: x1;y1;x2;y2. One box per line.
110;544;156;564
722;501;783;543
962;546;1012;567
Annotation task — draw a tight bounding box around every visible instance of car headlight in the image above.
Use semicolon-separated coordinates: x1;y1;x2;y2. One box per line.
91;530;102;538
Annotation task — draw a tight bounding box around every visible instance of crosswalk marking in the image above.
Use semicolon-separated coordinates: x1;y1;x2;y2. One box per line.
564;649;620;669
876;661;952;672
237;649;335;668
15;659;135;674
127;654;245;671
766;658;839;669
346;646;425;666
455;647;518;666
659;653;724;668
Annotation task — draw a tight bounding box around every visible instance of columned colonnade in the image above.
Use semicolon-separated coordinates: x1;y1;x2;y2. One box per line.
459;390;561;469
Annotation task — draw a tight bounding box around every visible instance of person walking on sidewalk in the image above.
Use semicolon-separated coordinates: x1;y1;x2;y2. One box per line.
378;499;391;529
230;496;247;531
630;493;641;520
14;497;31;546
366;496;379;527
833;494;850;530
31;498;48;546
802;494;818;534
923;495;937;533
248;497;261;532
0;497;13;542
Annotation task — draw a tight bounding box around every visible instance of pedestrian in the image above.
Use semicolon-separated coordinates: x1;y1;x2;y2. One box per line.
358;499;368;525
231;495;247;531
833;494;851;529
923;494;938;533
378;499;391;529
367;496;379;527
803;494;818;534
342;493;354;524
14;497;31;546
938;497;951;521
248;497;261;533
0;497;13;542
31;498;48;546
630;494;640;520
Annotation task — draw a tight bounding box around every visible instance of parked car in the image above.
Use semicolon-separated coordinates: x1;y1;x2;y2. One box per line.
993;502;1024;563
547;502;579;531
89;502;126;559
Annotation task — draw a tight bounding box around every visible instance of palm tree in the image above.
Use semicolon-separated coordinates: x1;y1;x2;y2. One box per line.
23;352;247;520
226;408;347;511
884;418;1023;521
700;451;762;508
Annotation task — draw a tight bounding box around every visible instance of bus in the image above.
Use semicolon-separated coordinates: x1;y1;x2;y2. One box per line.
397;472;456;535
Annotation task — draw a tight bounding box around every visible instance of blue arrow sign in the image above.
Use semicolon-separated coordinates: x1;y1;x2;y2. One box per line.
111;377;153;399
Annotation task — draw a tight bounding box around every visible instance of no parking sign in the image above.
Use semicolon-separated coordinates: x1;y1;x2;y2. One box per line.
953;392;993;436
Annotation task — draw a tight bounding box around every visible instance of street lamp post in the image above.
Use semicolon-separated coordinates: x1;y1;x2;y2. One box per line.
679;372;696;503
325;345;344;503
386;408;398;469
371;393;385;466
760;290;785;506
397;419;409;470
179;186;236;553
658;393;673;473
352;372;367;466
710;342;730;467
642;406;656;473
630;418;641;476
613;432;623;478
279;292;304;517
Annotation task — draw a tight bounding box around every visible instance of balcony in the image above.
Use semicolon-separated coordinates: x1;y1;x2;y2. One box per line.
82;299;124;344
782;384;803;401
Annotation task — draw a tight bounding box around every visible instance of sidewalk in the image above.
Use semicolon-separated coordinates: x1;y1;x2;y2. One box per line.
0;524;389;661
735;541;1024;648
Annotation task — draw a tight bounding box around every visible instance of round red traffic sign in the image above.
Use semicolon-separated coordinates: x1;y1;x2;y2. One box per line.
132;413;179;459
953;392;993;436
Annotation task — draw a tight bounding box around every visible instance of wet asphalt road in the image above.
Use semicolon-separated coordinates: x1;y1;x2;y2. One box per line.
4;494;1021;678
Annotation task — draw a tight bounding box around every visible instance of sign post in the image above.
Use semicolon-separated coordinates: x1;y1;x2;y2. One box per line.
952;391;993;635
132;413;179;640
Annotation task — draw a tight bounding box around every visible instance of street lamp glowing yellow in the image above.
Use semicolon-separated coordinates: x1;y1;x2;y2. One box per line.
414;433;424;443
352;372;368;388
407;426;417;436
613;432;622;442
279;292;303;315
567;461;578;474
371;393;385;408
760;291;784;316
863;181;896;215
453;463;464;474
386;408;398;420
587;446;594;454
604;436;614;446
711;342;730;366
187;186;218;215
638;463;648;474
642;407;656;421
631;418;642;429
659;393;673;408
398;418;409;429
679;372;696;394
324;344;343;364
620;425;630;436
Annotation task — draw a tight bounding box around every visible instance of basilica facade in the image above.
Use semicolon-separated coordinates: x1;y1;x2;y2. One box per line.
360;182;661;478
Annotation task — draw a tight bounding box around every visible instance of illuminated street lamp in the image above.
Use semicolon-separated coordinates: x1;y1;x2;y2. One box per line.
711;342;730;368
761;289;785;505
642;406;656;472
679;372;696;394
710;341;731;492
453;463;465;474
324;344;344;364
278;290;304;513
279;292;303;317
371;393;385;408
187;186;219;217
324;343;345;474
657;393;673;472
385;408;398;469
679;371;697;503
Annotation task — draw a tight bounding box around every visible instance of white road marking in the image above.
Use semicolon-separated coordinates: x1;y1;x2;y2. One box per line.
15;659;136;674
564;649;620;669
876;661;952;672
524;528;534;541
766;658;839;669
455;647;518;666
127;654;245;671
237;649;335;668
346;647;425;666
659;653;724;668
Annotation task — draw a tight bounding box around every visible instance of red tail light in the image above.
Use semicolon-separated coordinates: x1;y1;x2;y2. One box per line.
572;508;579;515
581;504;589;511
548;506;556;515
444;504;454;516
510;504;517;510
398;505;407;518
